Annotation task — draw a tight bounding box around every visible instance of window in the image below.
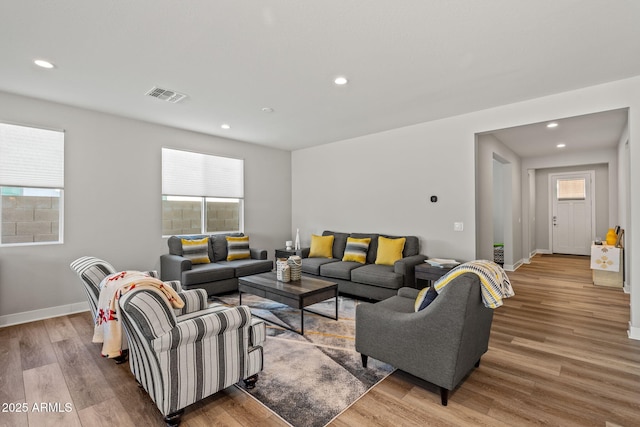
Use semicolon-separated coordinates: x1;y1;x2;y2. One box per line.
0;122;64;245
162;148;244;236
557;178;586;200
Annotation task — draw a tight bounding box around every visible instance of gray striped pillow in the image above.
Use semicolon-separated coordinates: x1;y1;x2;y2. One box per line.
181;237;211;264
226;236;251;261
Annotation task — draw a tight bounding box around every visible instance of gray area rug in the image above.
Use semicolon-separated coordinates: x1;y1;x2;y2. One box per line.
214;293;394;427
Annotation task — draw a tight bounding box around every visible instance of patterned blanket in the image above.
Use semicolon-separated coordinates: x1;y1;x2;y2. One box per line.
93;271;184;358
433;260;514;309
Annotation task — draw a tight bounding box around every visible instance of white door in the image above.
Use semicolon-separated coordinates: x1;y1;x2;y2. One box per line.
551;172;594;255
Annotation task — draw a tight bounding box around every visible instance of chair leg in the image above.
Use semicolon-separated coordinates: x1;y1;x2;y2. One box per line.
440;387;449;406
164;409;184;427
113;349;128;364
361;354;368;368
243;374;258;389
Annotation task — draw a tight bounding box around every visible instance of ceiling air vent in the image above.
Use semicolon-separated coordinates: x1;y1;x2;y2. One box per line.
145;86;187;103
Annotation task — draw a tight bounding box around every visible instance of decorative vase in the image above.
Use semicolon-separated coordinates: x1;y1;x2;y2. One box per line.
606;228;617;246
294;228;301;250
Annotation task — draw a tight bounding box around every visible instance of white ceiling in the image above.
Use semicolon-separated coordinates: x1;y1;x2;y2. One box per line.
1;1;639;152
486;108;629;158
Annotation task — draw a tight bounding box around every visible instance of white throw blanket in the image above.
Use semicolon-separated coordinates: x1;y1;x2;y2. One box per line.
433;260;514;309
93;271;184;358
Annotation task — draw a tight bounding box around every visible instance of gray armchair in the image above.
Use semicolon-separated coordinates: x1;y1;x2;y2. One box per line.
355;273;493;405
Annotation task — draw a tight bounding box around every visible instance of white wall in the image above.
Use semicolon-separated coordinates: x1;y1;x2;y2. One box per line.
292;75;640;339
0;91;292;324
476;134;522;269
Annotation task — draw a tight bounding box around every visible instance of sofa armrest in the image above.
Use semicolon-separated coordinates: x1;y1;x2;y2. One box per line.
175;289;209;316
250;248;267;260
160;254;192;281
158;305;253;351
394;254;428;287
397;287;420;299
300;247;311;258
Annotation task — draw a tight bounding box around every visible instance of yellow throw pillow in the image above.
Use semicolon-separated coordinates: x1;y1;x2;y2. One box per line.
309;234;334;258
375;236;406;266
226;235;251;261
342;237;371;264
181;237;211;265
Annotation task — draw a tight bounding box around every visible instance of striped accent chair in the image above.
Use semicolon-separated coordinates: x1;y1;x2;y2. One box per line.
119;287;265;426
70;256;194;364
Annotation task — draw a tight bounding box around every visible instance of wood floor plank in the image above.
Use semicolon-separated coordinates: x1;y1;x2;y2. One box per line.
76;397;137;427
51;335;115;411
16;321;58;371
23;363;81;427
43;315;79;343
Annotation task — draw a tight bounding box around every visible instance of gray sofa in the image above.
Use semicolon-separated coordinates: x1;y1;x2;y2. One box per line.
300;231;427;300
355;273;494;405
160;233;273;296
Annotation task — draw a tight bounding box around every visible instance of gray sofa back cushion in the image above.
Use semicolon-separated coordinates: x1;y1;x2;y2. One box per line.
168;235;213;261
381;234;420;257
168;233;246;263
350;233;380;264
211;232;244;262
319;232;421;264
322;231;350;260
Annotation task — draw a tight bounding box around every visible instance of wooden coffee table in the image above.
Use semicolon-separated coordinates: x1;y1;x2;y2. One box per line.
238;272;338;335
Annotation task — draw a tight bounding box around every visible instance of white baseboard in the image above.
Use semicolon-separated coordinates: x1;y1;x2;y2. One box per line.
628;323;640;341
0;301;89;328
536;249;553;255
503;258;525;272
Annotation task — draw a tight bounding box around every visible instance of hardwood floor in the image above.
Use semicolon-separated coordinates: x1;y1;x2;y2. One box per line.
1;254;638;426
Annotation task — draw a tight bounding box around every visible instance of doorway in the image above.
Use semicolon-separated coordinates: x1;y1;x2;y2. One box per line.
549;171;595;255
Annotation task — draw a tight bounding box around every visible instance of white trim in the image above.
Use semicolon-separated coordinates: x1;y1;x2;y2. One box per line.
0;301;89;328
628;323;640;341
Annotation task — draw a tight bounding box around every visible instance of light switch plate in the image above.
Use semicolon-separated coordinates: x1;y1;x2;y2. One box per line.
454;222;464;232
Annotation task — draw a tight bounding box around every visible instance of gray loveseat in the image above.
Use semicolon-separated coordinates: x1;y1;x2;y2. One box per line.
300;230;426;300
160;233;273;296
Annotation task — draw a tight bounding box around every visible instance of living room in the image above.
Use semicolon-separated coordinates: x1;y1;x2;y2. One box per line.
1;1;640;425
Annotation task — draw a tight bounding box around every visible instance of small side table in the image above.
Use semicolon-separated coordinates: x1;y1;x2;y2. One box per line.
275;248;304;259
415;263;455;287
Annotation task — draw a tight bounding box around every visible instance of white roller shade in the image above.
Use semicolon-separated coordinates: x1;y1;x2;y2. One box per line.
162;148;244;198
0;123;64;188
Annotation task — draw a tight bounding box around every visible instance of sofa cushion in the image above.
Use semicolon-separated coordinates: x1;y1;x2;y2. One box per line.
320;261;364;280
181;263;235;286
211;233;244;262
380;234;420;257
375;236;406;266
302;257;339;275
322;231;350;260
351;263;404;290
342;237;371;264
168;235;214;260
350;233;379;264
309;234;334;258
181;237;211;265
217;259;273;277
226;235;251;261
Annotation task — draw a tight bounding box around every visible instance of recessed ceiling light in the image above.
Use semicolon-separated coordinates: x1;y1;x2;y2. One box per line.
334;76;348;85
261;107;274;113
557;143;566;148
34;59;55;69
547;122;558;128
221;124;231;130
